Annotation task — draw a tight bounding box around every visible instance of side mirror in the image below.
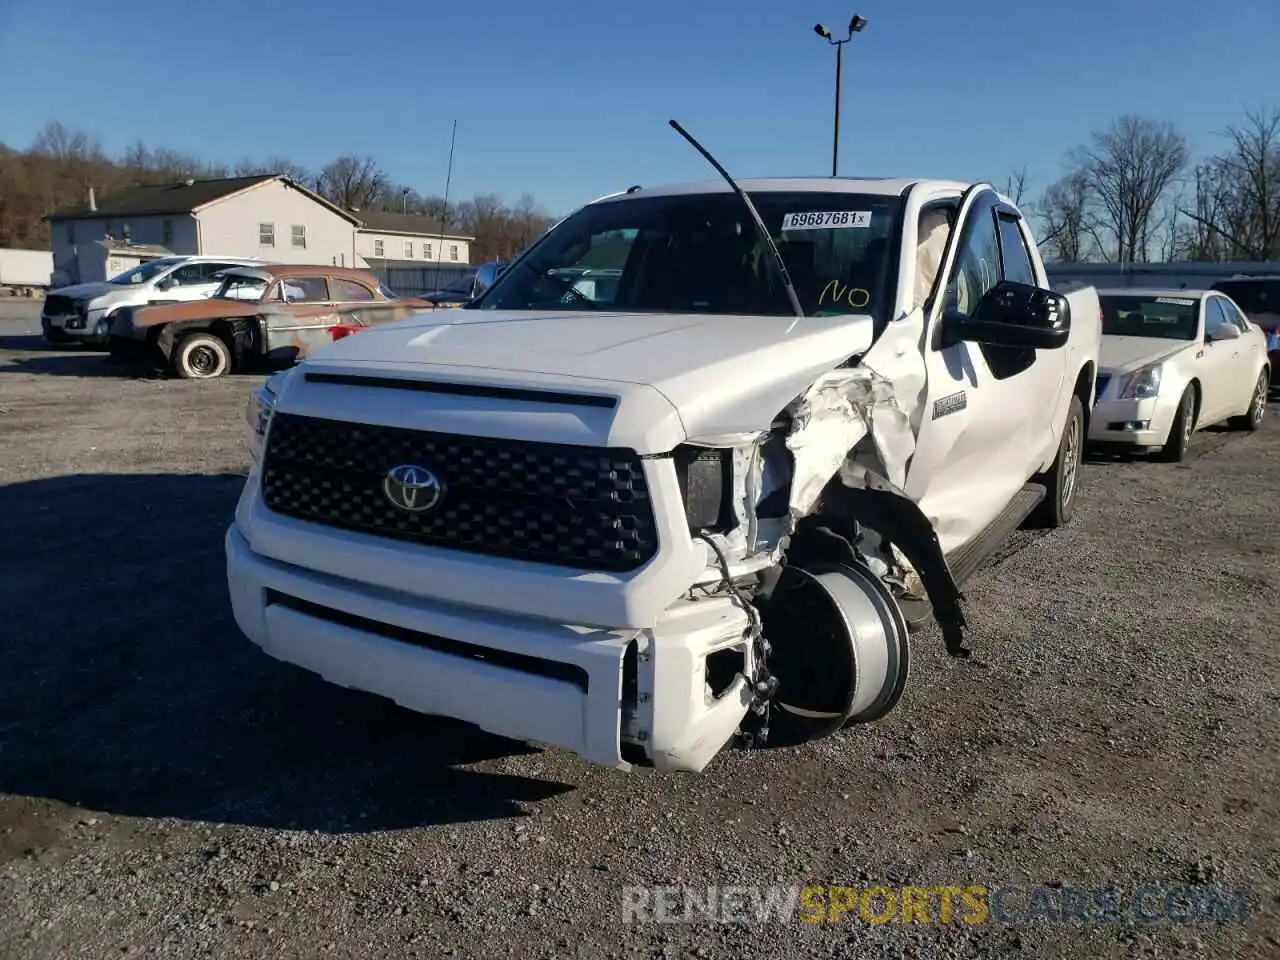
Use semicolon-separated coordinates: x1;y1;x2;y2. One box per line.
1207;321;1241;342
155;276;174;291
942;280;1071;350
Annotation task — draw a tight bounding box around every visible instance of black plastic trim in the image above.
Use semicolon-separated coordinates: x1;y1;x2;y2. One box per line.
266;590;590;692
303;372;618;409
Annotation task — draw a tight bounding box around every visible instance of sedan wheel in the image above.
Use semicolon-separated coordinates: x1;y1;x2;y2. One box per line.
1231;370;1268;432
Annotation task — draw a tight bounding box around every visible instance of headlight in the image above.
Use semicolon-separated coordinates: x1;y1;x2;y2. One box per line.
674;445;733;532
1119;363;1163;399
74;298;91;317
245;382;279;462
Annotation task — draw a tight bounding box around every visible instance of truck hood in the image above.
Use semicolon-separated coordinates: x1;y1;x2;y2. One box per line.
132;297;262;329
1099;335;1190;374
304;308;878;439
49;281;117;301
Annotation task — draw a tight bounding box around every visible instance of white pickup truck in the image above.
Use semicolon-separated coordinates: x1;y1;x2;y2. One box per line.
227;173;1101;773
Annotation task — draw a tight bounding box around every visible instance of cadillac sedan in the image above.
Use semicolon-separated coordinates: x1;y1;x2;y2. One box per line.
1089;288;1270;461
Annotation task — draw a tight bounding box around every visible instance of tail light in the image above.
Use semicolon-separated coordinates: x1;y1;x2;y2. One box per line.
329;324;360;341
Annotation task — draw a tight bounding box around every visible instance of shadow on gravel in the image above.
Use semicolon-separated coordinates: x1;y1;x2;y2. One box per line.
0;473;570;834
0;354;121;377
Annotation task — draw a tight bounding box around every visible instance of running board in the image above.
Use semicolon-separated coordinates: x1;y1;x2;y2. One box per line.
945;483;1046;588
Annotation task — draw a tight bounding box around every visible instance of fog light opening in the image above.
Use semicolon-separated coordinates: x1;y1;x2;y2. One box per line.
706;644;746;699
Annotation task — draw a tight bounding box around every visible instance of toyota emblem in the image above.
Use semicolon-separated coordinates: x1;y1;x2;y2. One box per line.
383;464;444;513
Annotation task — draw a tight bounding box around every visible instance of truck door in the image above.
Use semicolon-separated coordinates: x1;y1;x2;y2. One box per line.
903;188;1047;555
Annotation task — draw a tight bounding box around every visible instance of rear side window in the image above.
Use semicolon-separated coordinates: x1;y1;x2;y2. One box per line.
330;278;376;302
281;277;329;303
997;215;1036;286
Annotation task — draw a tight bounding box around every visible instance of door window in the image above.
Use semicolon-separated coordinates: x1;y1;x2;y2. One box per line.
1205;297;1231;338
167;263;210;287
330;278;376;302
997;215;1036;286
1217;298;1250;333
946;204;1003;316
281;277;330;303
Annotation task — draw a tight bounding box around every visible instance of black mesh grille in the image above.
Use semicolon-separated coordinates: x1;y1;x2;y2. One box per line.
260;412;659;572
43;295;76;316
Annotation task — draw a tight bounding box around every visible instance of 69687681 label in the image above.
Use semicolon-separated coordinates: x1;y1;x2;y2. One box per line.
781;210;872;230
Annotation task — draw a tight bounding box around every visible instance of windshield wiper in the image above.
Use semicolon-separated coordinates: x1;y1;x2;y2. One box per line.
667;119;804;321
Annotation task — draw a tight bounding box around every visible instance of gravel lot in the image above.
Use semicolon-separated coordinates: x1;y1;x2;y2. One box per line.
1;297;1278;959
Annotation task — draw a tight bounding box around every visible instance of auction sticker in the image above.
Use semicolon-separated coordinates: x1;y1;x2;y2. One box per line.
1155;297;1195;306
782;211;871;230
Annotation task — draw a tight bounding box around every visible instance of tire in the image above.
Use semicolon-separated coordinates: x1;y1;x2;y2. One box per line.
172;331;232;379
1027;394;1084;529
1228;369;1268;432
1157;386;1196;462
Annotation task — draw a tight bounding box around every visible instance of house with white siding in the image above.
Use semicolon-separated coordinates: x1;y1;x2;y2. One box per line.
44;175;364;284
353;210;473;271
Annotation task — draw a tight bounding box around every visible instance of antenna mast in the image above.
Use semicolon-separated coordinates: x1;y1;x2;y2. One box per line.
438;119;457;274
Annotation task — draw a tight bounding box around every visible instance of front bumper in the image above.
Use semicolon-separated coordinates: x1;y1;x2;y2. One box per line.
43;309;110;344
225;524;755;772
1087;395;1174;449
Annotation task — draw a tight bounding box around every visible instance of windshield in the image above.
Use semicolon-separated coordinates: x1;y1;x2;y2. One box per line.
1100;295;1199;340
108;258;181;286
1210;279;1280;316
472;192;902;319
215;275;268;301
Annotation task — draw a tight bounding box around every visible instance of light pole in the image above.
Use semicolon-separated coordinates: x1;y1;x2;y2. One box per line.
813;15;867;177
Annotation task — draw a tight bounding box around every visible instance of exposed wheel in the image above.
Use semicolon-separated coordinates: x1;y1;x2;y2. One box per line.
1027;394;1084;529
1229;369;1268;432
172;332;231;379
755;562;910;747
1157;386;1196;462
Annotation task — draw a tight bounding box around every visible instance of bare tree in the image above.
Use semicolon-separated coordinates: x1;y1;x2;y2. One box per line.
1035;170;1092;263
30;122;103;164
233;157;314;184
1073;115;1189;263
1003;167;1028;206
1172;108;1280;261
316;156;388;210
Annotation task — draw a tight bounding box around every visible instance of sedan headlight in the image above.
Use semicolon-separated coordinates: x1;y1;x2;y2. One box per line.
1119;363;1163;399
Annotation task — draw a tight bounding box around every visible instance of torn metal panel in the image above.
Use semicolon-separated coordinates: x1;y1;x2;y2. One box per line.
783;327;926;519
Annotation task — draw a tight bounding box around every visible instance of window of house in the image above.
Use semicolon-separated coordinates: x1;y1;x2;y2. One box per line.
259;223;275;247
162;219;174;247
449;245;459;261
280;276;329;302
330;278;376;302
373;238;384;257
425;243;433;259
291;225;307;249
404;240;414;258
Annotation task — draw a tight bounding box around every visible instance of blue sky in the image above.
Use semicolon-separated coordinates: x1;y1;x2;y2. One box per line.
1;0;1276;217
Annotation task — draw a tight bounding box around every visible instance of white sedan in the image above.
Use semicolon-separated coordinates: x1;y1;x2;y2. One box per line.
1089;288;1271;461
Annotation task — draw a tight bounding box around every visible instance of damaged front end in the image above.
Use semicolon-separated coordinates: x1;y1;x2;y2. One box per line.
656;356;970;760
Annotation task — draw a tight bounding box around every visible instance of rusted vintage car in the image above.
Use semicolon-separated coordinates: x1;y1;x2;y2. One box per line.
106;264;430;378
